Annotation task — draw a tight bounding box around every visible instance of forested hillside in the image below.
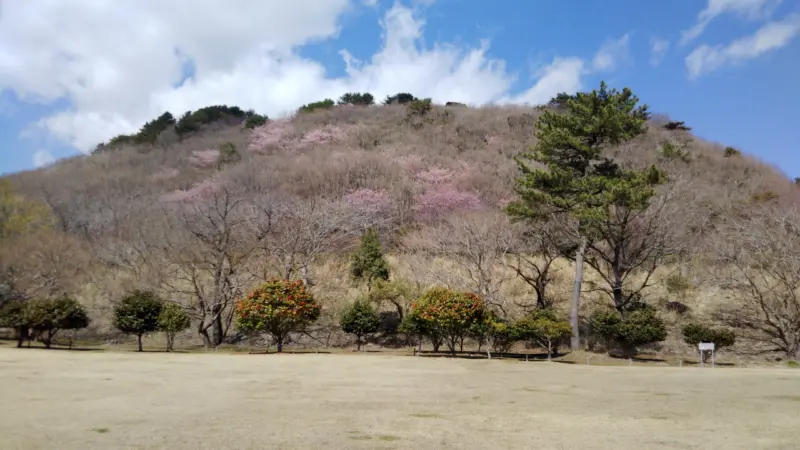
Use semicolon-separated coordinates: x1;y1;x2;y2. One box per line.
2;84;798;361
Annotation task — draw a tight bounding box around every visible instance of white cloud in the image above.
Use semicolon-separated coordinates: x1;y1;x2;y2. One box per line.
649;38;670;67
686;13;800;78
0;1;623;154
681;0;783;44
33;149;55;168
591;34;631;72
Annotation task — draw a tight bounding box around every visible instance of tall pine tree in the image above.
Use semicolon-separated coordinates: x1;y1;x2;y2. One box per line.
507;81;661;350
350;228;390;290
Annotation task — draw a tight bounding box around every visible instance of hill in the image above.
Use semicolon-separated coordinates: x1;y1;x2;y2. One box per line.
2;86;799;360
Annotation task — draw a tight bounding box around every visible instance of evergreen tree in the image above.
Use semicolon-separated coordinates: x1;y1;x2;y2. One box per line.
506;81;659;350
350;228;390;290
339;298;381;351
113;290;163;352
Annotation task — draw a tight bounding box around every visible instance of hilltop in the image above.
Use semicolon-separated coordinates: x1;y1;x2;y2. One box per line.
2;88;799;359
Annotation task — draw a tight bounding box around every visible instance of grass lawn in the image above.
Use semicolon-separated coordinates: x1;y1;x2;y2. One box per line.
0;348;798;449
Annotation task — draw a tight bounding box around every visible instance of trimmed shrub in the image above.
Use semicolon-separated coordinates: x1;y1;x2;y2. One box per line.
340;298;381;350
22;295;89;349
591;306;667;356
113;290;164;352
408;287;485;355
513;309;571;360
236;279;321;352
158;303;191;352
682;323;735;362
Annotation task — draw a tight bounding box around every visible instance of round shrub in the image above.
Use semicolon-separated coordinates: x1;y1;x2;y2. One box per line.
236;279;321;352
24;295;90;349
158;302;192;352
682;323;735;362
340;298;381;351
513;309;572;360
591;306;666;356
113;290;164;352
408;287;485;355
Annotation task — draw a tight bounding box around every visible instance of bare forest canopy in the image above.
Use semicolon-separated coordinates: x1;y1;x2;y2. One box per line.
2;85;800;361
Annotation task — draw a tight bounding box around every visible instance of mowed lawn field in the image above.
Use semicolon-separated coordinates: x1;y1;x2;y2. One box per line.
0;348;798;450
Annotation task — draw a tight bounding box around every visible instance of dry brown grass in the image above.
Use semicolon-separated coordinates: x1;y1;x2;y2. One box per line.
1;348;798;450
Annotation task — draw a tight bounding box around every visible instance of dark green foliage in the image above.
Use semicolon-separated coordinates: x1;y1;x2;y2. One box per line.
0;294;29;347
682;323;735;348
795;177;800;185
513;309;572;359
340;298;381;350
682;323;735;363
338;92;375;106
469;312;518;354
547;92;574;108
664;121;691;131
217;142;241;167
157;302;191;352
113;290;164;352
350;228;390;289
244;114;268;130
133;112;176;145
507;81;663;314
384;93;417;105
298;98;335;113
445;101;467;107
724;146;741;158
591;306;667;355
174;105;247;137
406;98;433;117
23;295;89;348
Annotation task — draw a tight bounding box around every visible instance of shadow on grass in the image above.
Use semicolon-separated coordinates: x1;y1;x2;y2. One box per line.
413;350;559;361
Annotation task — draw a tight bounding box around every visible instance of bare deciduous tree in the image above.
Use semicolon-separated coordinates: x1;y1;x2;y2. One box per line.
158;188;272;347
507;220;567;310
261;197;388;286
405;211;514;315
713;207;800;360
582;180;691;313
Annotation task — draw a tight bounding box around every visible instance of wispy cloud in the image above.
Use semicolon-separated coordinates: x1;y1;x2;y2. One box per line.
591;34;631;72
649;37;670;67
681;0;783;44
686;13;800;78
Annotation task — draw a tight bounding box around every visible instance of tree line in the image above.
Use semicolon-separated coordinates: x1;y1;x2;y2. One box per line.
2;81;799;363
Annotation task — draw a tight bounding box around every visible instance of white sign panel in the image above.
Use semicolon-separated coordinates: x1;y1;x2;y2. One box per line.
698;342;715;351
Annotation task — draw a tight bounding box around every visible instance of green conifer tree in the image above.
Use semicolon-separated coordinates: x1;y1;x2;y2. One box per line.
507;81;662;350
350;228;390;290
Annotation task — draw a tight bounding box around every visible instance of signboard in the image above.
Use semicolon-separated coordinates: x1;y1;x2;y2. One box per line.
698;342;715;351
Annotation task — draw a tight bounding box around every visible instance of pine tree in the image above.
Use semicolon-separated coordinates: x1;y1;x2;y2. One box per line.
506;81;660;350
350;228;390;290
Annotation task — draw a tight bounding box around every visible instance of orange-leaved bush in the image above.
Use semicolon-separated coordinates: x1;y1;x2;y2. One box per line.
408;287;485;354
236;279;321;352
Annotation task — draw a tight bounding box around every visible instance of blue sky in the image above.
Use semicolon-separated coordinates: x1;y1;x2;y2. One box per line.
1;0;798;176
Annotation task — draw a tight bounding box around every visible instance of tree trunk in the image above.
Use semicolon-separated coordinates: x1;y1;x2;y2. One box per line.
16;327;27;348
137;334;143;352
166;332;175;352
356;335;362;351
211;305;224;347
276;334;284;353
570;236;586;351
